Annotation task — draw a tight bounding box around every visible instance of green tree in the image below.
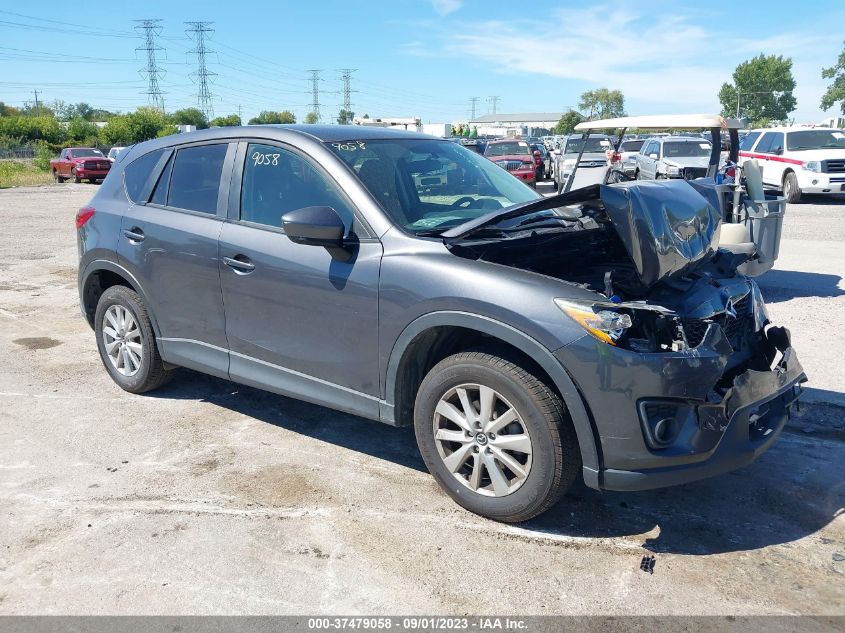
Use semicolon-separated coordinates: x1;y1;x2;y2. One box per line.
718;54;797;126
0;115;66;144
552;110;586;134
0;102;20;117
337;109;355;124
821;41;845;115
210;114;242;127
102;107;176;145
578;88;625;120
247;110;296;124
304;112;319;124
67;117;99;144
170;107;209;129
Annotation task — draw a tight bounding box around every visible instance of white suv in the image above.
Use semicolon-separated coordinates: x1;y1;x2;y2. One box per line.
738;127;845;202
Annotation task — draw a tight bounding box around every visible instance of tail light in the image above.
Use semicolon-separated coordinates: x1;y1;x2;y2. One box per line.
610;152;621;164
76;206;95;229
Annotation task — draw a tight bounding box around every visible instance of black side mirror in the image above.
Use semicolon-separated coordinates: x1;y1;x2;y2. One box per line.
281;206;351;261
773;146;783;155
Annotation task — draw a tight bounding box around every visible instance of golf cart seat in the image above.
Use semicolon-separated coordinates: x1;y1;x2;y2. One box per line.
718;222;756;255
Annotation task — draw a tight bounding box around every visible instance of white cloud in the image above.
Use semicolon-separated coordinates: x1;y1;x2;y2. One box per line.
421;2;843;121
428;0;462;17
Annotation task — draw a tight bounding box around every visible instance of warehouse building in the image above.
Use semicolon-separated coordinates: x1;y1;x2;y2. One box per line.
469;112;563;137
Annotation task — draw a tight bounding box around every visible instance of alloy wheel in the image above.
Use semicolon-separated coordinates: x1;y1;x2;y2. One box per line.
432;383;533;497
102;304;143;377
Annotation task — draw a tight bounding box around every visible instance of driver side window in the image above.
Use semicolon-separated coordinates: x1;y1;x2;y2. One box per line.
240;143;358;233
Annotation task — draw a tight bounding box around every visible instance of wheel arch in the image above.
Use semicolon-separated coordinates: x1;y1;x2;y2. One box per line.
80;260;161;338
382;311;601;482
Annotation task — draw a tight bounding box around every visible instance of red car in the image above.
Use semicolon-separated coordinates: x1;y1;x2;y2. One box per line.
483;139;537;187
50;147;111;184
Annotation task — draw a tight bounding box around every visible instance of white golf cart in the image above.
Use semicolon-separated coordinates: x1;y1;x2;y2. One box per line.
564;114;786;277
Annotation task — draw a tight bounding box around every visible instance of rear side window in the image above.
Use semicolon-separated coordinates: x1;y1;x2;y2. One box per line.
166;144;228;214
123;149;165;203
755;132;784;154
739;132;760;151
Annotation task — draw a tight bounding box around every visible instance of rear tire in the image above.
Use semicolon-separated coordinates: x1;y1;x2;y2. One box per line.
94;286;173;394
783;171;801;203
414;351;580;523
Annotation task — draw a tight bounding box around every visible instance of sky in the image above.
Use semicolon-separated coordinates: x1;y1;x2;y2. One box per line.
1;0;843;124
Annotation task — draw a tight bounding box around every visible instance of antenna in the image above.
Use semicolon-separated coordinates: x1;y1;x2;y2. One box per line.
185;21;216;119
134;19;166;111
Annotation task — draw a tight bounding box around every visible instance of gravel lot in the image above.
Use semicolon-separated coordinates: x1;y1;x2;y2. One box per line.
0;183;843;615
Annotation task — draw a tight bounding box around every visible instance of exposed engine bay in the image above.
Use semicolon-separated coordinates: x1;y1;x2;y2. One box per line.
446;179;771;378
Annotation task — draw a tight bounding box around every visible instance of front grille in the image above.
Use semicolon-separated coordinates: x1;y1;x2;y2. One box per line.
824;159;845;173
683;167;707;180
495;160;523;172
682;294;752;348
83;161;110;170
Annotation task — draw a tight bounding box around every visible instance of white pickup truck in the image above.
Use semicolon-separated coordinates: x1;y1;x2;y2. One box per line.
737;127;845;203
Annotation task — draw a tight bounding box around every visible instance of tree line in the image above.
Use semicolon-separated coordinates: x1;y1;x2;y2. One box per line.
0;101;346;151
551;44;845;135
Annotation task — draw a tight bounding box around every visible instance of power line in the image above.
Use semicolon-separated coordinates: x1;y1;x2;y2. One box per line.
185;21;216;119
307;69;322;122
134;19;166;112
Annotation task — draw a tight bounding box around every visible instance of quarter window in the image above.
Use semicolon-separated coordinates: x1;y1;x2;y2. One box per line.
123;149;165;203
241;143;357;232
166;144;228;214
149;154;173;206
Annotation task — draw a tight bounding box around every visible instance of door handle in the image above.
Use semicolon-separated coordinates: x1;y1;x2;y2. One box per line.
122;227;145;242
223;255;256;273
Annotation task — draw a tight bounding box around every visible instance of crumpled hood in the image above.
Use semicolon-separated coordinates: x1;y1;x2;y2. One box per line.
599;180;721;288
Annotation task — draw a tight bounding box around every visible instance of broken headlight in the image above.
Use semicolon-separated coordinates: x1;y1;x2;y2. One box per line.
554;299;632;345
555;298;686;352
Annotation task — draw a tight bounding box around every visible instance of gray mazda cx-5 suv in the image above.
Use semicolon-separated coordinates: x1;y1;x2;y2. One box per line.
77;125;805;522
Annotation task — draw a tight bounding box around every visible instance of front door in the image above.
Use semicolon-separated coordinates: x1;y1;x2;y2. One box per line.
219;141;382;418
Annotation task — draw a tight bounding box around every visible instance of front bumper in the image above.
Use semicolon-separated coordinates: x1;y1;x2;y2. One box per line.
556;324;806;492
797;170;845;194
75;169;110;179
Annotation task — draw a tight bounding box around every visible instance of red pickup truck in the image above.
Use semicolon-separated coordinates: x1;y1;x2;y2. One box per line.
51;148;111;183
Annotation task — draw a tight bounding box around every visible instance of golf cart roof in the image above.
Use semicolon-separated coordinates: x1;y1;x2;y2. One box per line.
575;114;743;131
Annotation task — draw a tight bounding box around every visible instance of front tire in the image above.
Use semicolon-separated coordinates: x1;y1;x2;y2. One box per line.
53;169;66;183
783;171;801;203
414;351;580;523
72;167;81;184
94;286;172;394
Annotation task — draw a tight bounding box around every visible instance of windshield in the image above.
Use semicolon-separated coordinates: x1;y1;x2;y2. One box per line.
620;140;644;152
327;138;539;235
662;141;711;158
563;137;611;154
73;148;104;157
485;141;531;157
787;130;845;151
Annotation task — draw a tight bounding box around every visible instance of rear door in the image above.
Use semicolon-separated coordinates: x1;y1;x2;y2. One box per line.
218;141;382;417
753;132;785;186
116;141;235;378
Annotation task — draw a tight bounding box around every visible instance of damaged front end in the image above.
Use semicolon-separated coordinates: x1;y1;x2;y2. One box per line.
445;179;807;489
